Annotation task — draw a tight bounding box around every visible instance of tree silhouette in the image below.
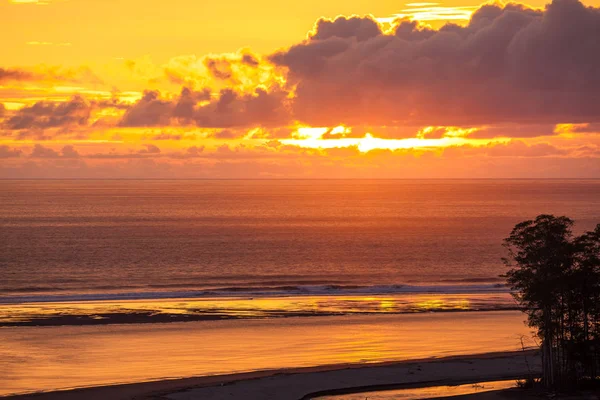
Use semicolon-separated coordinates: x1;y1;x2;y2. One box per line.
503;215;600;390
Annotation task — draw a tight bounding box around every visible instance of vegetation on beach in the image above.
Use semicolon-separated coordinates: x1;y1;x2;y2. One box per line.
503;215;600;391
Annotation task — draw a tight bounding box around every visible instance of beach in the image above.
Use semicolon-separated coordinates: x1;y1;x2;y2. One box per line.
0;310;536;397
3;350;540;400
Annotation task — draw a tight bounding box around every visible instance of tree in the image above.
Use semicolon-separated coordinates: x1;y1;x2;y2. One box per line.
503;215;600;391
572;225;600;381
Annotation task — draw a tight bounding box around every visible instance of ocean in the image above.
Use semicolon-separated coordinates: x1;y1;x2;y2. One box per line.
1;179;598;395
1;179;599;325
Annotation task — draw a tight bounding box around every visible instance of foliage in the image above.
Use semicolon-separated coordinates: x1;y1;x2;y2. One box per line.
503;215;600;391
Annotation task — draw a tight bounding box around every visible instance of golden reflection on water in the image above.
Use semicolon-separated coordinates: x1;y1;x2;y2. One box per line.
379;300;395;310
0;293;514;324
414;298;471;311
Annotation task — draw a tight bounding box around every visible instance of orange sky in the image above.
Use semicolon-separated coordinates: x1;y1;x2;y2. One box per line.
1;0;600;178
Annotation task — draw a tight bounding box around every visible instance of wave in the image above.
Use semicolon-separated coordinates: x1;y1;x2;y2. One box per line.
0;283;509;305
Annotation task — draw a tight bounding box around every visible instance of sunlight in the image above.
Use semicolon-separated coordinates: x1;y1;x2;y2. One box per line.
377;4;477;24
282;132;506;152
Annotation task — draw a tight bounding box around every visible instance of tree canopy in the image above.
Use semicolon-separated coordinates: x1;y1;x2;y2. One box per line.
504;215;600;390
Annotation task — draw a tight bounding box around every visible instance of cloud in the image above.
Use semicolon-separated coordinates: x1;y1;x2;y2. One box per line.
9;0;51;4
0;65;101;84
61;145;80;158
468;124;558;138
554;123;600;134
205;58;235;81
95;98;131;110
119;86;291;128
195;87;291;128
484;140;569;157
15;0;599;136
26;41;72;47
119;91;175;127
4;138;597;179
118;88;209;127
241;53;260;67
0;67;34;83
186;146;205;156
320;126;366;139
170;145;206;158
246;126;296;139
173;87;212;119
138;144;161;154
212;129;239;139
30;144;80;158
0;145;22;158
0;96;132;139
160;49;276;91
270;0;600;127
151;133;183;140
3;96;91;130
309;16;382;41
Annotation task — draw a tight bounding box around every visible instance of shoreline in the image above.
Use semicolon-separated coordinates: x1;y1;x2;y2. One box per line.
0;307;523;328
3;350;540;400
0;292;517;327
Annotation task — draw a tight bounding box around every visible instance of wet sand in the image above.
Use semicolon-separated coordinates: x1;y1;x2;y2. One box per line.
0;311;536;395
4;350;540;400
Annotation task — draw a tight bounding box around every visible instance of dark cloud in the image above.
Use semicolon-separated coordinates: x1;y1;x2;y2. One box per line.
241;53;260;67
96;98;131;110
0;66;101;84
186;146;204;156
6;0;599;140
270;38;350;78
173;87;211;120
271;0;600;127
202;50;263;84
0;145;22;158
205;58;234;81
310;16;382;41
120;88;210;127
30;144;64;158
30;144;80;158
212;129;238;139
1;97;129;136
484;141;569;157
4;96;91;130
138;144;161;154
0;68;34;83
119;87;291;128
61;145;80;158
171;145;206;158
468;124;557;138
119;91;173;127
194;88;290;128
86;152;150;159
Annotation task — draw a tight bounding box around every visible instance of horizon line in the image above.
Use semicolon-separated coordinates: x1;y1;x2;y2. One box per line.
2;178;600;181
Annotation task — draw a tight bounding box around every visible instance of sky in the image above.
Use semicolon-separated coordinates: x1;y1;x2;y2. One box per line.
1;0;600;178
